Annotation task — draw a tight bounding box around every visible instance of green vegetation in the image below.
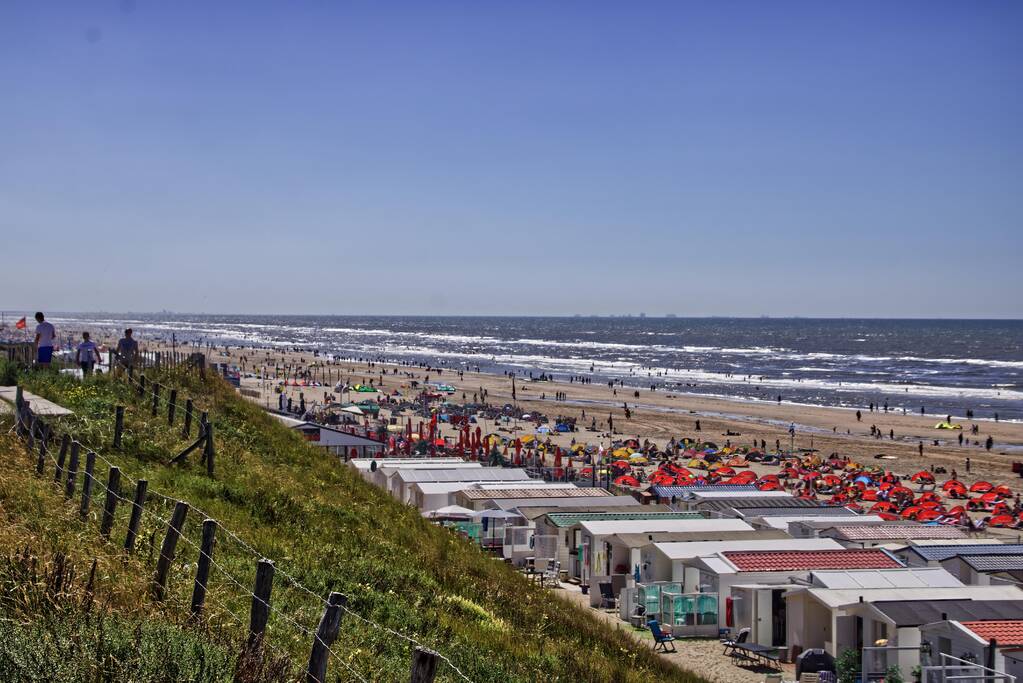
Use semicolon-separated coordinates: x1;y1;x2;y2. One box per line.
0;365;707;682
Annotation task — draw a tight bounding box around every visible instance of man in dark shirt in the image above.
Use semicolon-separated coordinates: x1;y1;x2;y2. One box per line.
115;328;139;377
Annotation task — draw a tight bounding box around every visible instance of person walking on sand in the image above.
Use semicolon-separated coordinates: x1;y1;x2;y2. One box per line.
114;328;139;377
76;332;101;376
986;436;994;451
33;312;56;368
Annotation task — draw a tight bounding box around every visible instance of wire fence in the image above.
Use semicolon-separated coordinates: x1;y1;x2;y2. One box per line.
7;378;467;683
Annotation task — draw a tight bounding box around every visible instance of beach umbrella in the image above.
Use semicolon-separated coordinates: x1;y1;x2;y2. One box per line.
970;481;994;493
758;481;782;491
822;475;842;486
916;509;942;522
990;514;1016;528
612;459;631;469
614;475;640;487
980;491;1002;503
944;482;967;497
890;485;914;498
942;479;965;491
911;471;934;482
919;500;943;510
474;509;522;520
870;501;896;513
845;502;864;512
861;490;878;501
877;512;900;521
994;485;1013;497
424;505;475;520
900;506;922;520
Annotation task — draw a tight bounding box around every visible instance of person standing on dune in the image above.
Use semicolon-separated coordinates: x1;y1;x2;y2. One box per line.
33;312;56;368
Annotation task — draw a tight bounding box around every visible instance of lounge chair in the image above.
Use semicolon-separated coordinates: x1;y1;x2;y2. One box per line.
598;582;617;610
647;619;677;653
722;627;750;657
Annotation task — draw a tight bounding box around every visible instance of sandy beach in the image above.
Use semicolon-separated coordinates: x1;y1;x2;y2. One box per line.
100;334;1023;494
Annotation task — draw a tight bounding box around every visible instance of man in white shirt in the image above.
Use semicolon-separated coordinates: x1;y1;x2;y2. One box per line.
76;332;100;376
34;312;56;368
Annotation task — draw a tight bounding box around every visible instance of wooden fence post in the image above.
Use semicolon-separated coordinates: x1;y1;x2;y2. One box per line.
65;442;81;499
305;592;346;683
204;420;215;478
198;412;209;464
247;558;275;648
138;374;146;397
153;501;189;600
190;519;216;618
54;434;69;482
182;399;193;438
27;415;36;450
100;467;120;538
410;647;439;683
151;383;161;417
79;451;97;520
124;479;148;553
14;386;25;436
168;389;177;425
36;423;49;475
114;406;124;448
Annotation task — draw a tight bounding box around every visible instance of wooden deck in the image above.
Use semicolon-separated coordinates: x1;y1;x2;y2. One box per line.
0;387;74;416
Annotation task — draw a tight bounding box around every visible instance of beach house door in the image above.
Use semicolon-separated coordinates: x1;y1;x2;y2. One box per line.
754;589;773;646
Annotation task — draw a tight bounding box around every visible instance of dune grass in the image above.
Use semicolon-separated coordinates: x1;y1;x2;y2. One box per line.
0;362;708;682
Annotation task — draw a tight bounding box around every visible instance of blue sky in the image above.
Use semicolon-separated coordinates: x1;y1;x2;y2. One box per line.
2;1;1021;317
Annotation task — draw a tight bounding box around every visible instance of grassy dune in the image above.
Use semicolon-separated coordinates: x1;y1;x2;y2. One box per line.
0;361;706;682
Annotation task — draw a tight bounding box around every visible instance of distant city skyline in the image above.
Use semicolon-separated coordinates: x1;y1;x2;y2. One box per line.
2;2;1021;318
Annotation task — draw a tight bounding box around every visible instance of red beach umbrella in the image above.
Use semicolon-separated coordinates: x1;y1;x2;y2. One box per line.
990;514;1016;527
970;481;994;493
900;506;922;520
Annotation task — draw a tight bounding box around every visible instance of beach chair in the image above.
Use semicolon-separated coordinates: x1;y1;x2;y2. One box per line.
722;627;749;657
598;582;617;610
542;560;561;587
647;619;677;653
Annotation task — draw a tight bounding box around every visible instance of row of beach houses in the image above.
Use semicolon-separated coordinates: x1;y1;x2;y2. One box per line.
350;456;1023;680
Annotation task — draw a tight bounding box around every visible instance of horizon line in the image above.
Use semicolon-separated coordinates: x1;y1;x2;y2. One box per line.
3;310;1023;323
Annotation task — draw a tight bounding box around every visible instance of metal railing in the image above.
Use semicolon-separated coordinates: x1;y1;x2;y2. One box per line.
922;653;1015;683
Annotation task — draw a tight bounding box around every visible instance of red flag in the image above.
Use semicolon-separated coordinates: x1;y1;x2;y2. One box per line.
15;317;26;330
